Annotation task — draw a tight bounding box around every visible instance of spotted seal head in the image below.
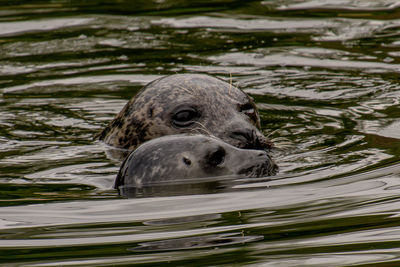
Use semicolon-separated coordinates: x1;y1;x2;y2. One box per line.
114;134;278;188
99;74;272;152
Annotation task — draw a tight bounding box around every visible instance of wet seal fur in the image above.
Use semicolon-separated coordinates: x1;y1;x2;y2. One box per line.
114;134;278;189
98;74;273;152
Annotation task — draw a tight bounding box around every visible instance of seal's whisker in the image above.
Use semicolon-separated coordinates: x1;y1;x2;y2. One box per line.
235;81;241;90
187;125;208;136
177;85;194;95
188;128;203;135
270;139;292;149
191;121;213;136
265;129;279;139
229;72;232;95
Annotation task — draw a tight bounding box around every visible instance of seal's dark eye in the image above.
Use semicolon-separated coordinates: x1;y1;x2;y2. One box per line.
239;102;258;125
240;103;255;115
171;107;200;127
207;146;225;166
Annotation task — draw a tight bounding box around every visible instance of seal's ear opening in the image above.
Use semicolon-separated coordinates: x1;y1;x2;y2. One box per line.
182;156;192;166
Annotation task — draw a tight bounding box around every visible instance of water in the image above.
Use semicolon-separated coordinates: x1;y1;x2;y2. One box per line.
0;0;400;266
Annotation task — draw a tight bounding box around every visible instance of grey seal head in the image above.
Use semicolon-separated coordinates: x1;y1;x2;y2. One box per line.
114;134;278;189
98;74;272;152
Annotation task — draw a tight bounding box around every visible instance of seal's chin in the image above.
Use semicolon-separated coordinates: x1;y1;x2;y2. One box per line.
237;161;278;178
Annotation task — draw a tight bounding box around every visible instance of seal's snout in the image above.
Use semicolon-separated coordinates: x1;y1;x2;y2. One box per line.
258;151;279;176
230;127;272;151
267;154;279;176
236;148;278;178
257;150;268;158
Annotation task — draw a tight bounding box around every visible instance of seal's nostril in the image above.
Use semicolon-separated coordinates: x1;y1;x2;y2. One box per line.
231;129;254;142
257;151;267;157
231;128;268;150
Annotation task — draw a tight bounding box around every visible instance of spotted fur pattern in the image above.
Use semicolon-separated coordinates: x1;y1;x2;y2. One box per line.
99;74;272;151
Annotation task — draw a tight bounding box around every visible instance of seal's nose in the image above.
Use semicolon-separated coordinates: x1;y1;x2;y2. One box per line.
230;127;272;150
257;150;267;157
254;149;279;176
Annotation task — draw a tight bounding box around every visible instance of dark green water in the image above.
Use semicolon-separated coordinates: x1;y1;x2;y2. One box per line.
1;0;400;266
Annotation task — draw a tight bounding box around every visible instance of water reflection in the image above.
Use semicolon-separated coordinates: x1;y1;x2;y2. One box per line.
131;232;264;251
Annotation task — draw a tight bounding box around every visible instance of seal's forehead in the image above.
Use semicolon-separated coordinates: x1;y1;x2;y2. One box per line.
142;74;250;106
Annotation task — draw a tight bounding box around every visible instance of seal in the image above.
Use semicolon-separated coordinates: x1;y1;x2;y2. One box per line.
98;74;272;152
114;134;278;188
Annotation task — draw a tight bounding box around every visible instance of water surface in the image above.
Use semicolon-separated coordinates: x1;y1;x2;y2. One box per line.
1;0;400;266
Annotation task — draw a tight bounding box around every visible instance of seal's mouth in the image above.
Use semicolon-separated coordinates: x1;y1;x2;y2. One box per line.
237;160;278;178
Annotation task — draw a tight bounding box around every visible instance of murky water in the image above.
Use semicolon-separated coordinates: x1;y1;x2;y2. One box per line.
1;0;400;266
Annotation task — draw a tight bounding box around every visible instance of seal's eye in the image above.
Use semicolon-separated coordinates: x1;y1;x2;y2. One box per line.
171;107;200;127
207;146;225;166
239;102;258;124
240;103;255;116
